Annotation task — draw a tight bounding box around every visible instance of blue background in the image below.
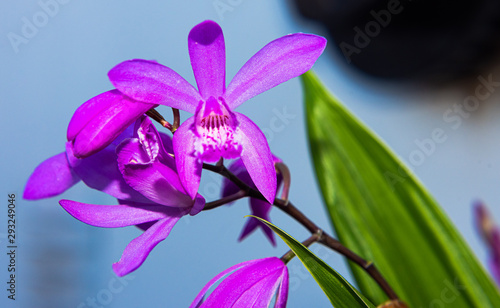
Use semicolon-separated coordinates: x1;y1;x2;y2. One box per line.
1;1;500;307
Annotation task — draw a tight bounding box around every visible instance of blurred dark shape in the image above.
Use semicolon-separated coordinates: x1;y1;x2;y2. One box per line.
291;0;500;82
474;201;500;286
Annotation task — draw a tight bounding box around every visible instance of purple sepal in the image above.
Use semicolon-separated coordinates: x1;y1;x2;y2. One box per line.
23;152;80;200
190;257;288;307
69;90;156;158
108;60;202;113
234;112;276;204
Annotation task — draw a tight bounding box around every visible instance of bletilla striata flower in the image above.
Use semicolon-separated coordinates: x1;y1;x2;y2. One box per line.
25;115;204;276
221;156;284;246
107;20;326;203
190;257;288;308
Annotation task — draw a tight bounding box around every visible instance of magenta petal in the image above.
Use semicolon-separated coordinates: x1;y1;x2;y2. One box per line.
275;266;289;308
59;199;169;227
188;20;225;99
159;131;174;154
189;259;261;308
112;216;182;276
66;142;149;202
67;90;118;141
190;194;206;216
234;113;276;203
117;138;194;208
197;257;286;307
236;270;284;307
172;117;202;199
239;198;276;246
221;159;250;200
109;59;202;113
224;33;326;109
23;152;80;200
72;92;155;158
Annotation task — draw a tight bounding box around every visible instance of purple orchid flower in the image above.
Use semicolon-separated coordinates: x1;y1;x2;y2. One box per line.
107;20;326;204
474;201;500;285
190;257;288;308
25;115;204;276
222;156;284;246
61;116;205;276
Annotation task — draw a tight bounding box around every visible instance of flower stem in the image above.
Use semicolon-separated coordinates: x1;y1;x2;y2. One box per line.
171;108;180;133
274;199;399;300
146;108;173;130
275;162;291;203
202;163;400;301
204;190;247;210
280;231;322;264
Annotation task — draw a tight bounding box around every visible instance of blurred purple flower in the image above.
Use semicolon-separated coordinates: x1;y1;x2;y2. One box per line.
108;20;326;203
222;156;283;246
190;257;288;308
474;201;500;285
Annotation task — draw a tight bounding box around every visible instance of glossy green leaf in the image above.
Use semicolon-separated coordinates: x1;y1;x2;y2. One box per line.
249;215;375;308
302;71;500;307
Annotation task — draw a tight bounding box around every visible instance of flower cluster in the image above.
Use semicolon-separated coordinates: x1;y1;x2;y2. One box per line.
24;20;325;304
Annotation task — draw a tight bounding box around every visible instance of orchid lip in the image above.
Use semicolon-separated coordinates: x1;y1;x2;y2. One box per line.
193;96;241;162
195;96;235;133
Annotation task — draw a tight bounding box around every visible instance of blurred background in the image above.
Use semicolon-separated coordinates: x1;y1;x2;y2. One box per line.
1;1;500;307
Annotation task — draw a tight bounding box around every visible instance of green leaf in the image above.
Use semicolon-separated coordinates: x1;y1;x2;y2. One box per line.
302;70;500;307
249;215;375;308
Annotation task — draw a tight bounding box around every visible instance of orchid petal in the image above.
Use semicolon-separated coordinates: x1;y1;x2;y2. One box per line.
71;91;155;158
234;113;276;203
66;142;150;202
112;216;182;276
135;221;156;232
274;267;289;308
23;152;80;200
189;259;262;308
221;159;250;200
239;198;276;246
59;199;169;227
190;194;206;216
188;20;225;99
133;116;176;169
236;270;284;307
67;90;118;141
159;131;173;154
116;138;194;208
109;59;202;113
224;33;326;109
199;257;286;307
172;117;202;199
